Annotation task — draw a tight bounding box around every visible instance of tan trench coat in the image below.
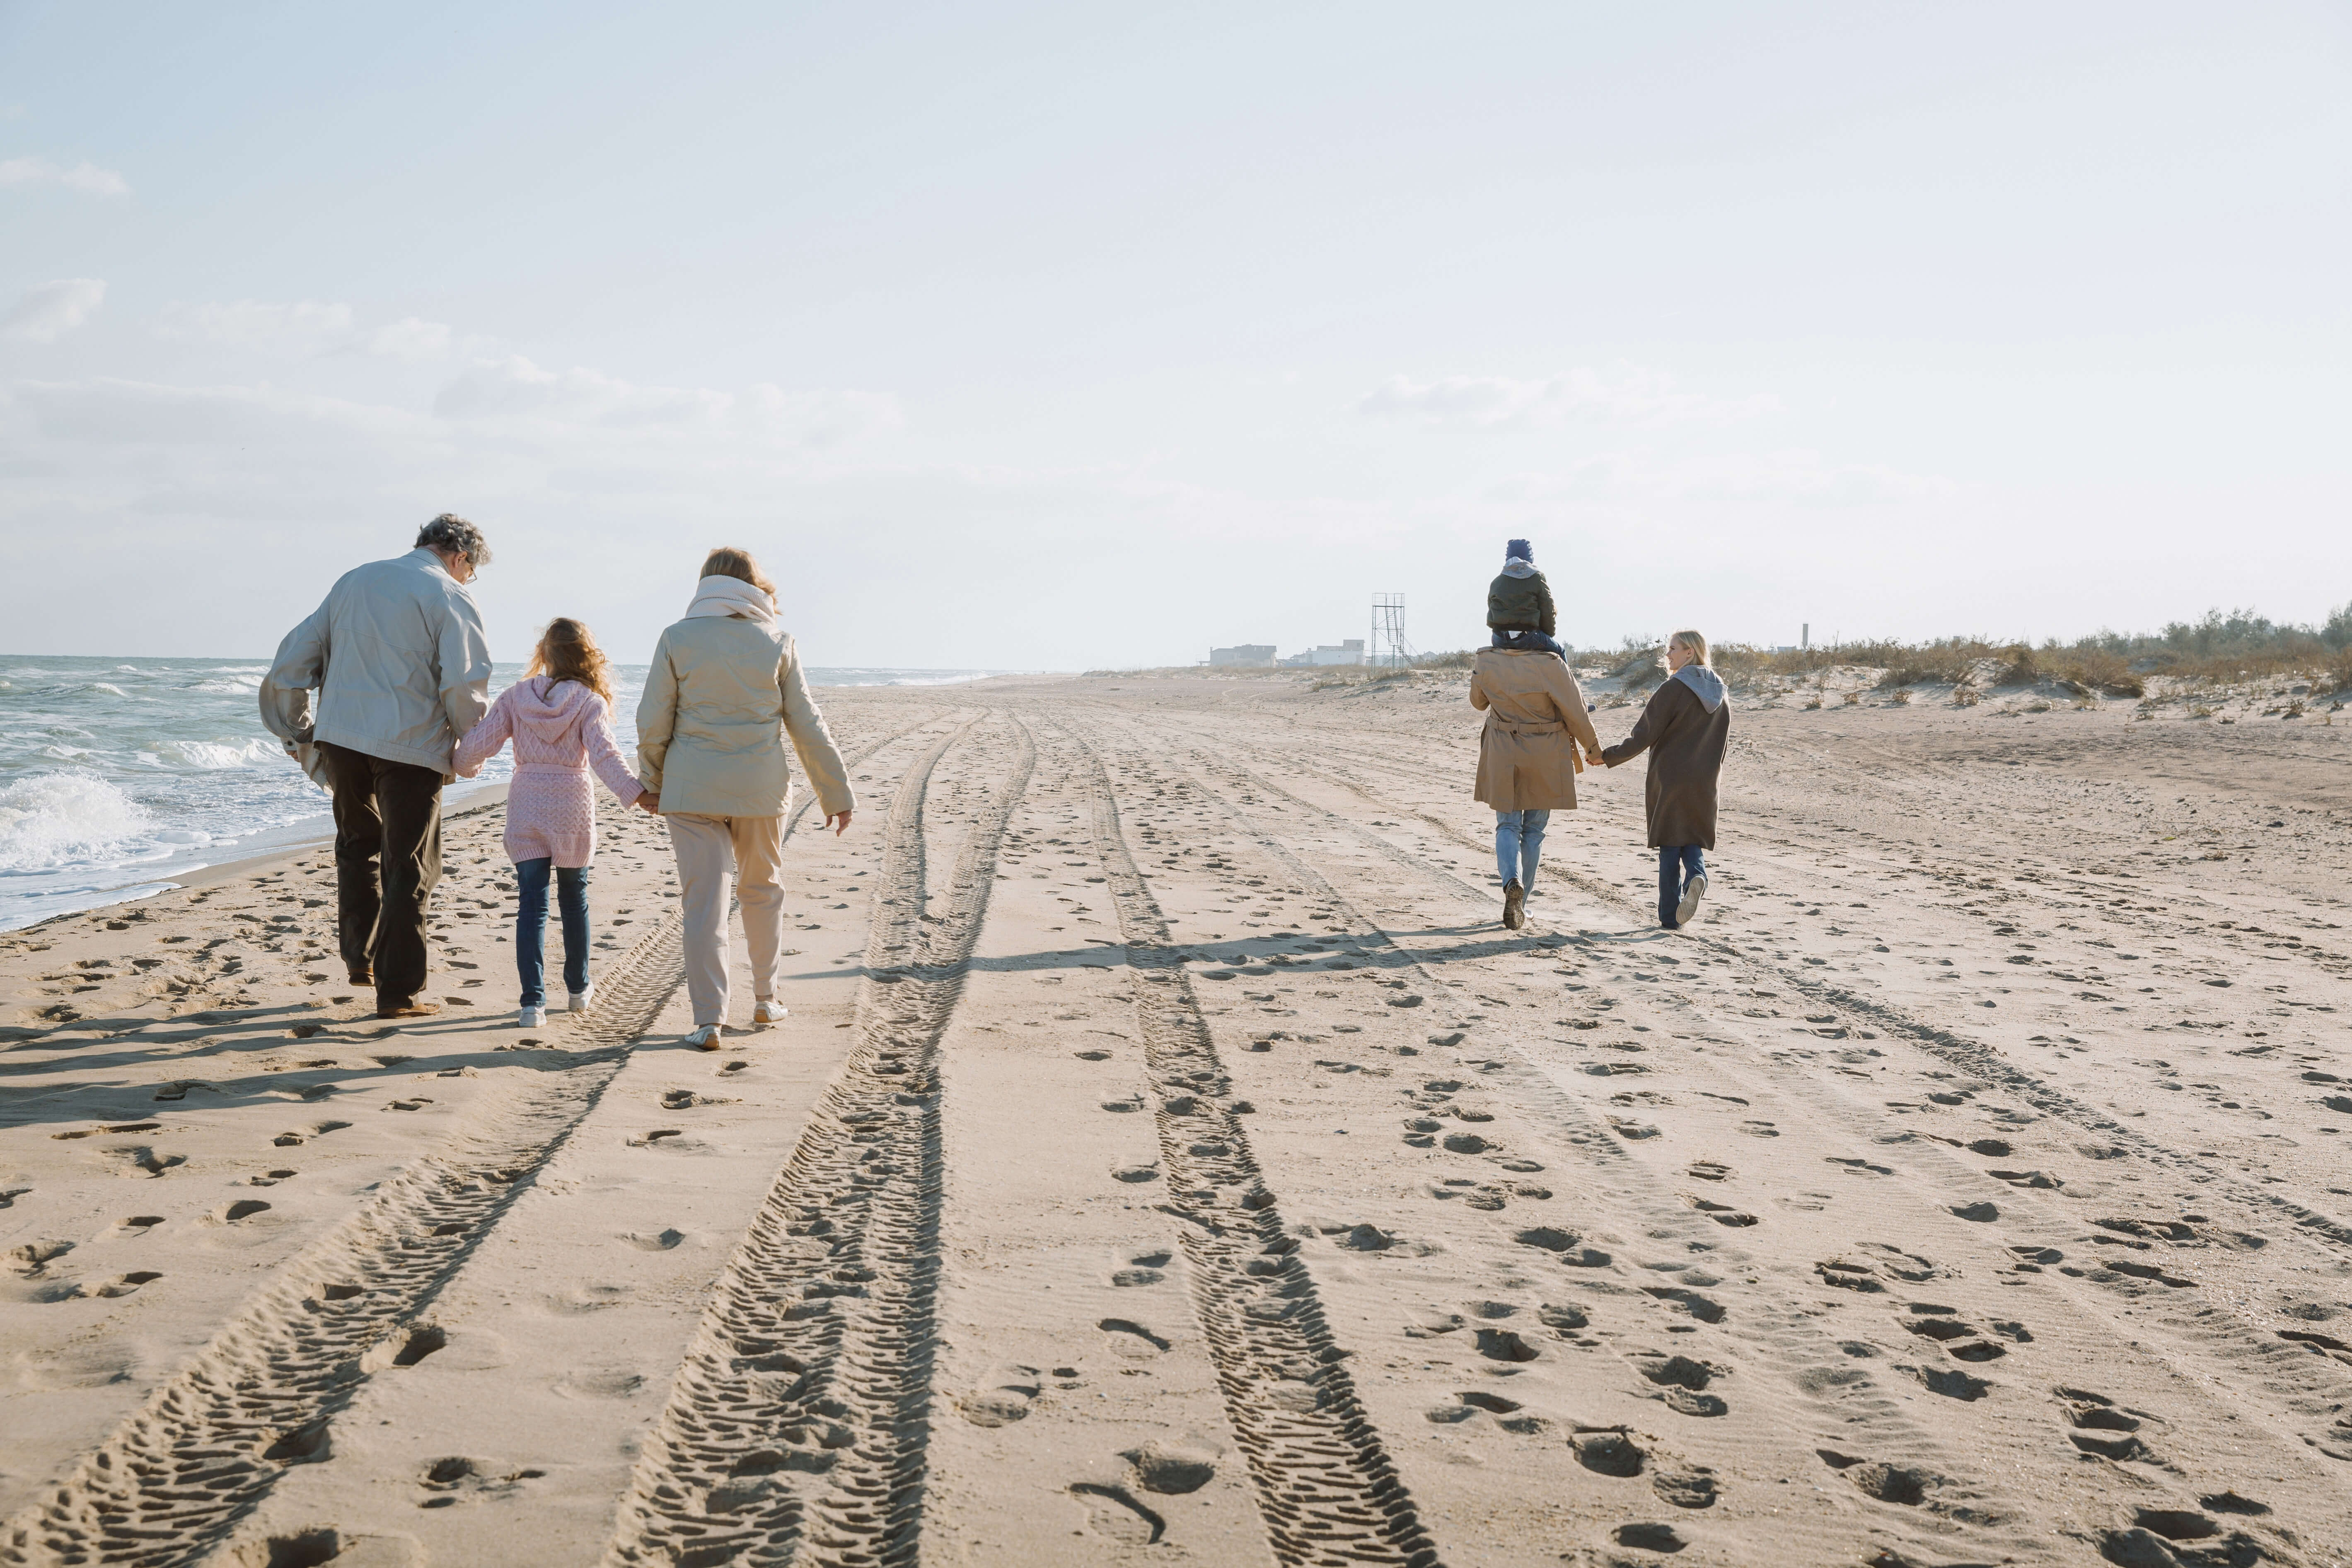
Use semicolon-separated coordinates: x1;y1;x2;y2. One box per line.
1470;650;1603;812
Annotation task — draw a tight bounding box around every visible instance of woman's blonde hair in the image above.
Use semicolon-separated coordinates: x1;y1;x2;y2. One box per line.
1669;629;1711;667
700;546;775;602
528;617;616;705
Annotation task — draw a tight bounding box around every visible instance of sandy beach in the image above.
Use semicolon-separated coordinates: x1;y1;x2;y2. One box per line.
4;670;2349;1568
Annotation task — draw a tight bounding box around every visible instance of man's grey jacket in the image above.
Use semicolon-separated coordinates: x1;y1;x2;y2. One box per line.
261;548;492;782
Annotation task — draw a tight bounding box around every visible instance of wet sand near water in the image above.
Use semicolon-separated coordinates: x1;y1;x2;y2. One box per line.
2;673;2348;1567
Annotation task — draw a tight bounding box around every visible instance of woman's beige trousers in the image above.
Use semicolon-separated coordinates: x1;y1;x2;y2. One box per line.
664;812;786;1027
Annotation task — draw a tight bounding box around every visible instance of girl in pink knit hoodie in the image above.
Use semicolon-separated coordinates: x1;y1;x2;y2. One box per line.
455;619;651;1027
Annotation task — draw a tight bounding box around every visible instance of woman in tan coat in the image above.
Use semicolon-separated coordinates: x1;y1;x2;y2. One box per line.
1470;647;1603;929
636;548;856;1048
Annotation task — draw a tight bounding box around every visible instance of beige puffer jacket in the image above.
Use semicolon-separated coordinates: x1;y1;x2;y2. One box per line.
634;617;853;821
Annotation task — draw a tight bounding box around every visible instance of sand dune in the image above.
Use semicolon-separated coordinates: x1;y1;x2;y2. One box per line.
3;673;2348;1567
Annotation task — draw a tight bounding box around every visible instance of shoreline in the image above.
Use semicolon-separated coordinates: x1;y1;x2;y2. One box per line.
2;782;511;935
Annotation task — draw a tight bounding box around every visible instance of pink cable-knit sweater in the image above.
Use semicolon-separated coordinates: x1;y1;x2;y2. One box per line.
454;676;644;867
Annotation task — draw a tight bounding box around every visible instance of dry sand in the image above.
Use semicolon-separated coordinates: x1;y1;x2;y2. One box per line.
2;672;2348;1568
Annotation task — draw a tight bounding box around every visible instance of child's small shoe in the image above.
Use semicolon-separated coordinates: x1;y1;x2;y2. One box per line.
753;998;786;1025
568;983;595;1012
685;1023;722;1050
1675;874;1709;928
519;1004;547;1028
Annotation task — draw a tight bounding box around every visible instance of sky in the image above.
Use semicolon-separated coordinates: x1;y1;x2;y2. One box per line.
2;1;2348;668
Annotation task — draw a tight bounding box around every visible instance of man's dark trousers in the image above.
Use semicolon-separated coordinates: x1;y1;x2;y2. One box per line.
319;741;444;1008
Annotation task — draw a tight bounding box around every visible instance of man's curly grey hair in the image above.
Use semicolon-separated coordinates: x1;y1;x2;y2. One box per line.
415;512;491;568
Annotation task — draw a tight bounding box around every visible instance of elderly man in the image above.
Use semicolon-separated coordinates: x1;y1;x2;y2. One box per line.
261;515;493;1019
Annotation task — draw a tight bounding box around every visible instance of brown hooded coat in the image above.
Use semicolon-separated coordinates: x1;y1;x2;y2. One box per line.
1600;672;1731;848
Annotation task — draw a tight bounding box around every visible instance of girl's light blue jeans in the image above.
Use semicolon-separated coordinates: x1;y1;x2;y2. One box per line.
1495;809;1549;889
515;858;590;1006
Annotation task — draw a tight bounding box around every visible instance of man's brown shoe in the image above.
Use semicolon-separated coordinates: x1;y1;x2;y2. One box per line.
1502;879;1525;931
348;969;373;987
376;1001;441;1020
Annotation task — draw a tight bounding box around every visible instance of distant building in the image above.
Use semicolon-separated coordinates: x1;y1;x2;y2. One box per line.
1211;644;1277;667
1279;639;1366;668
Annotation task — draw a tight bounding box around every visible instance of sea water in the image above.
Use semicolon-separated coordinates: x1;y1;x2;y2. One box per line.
0;656;999;932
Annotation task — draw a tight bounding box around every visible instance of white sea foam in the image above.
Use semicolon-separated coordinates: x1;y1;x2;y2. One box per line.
164;738;275;769
0;771;153;874
89;682;130;698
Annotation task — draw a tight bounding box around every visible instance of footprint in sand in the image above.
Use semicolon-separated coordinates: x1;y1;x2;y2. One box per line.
1112;1250;1170;1287
1907;1364;1990;1400
1516;1226;1612;1268
1537;1302;1591;1336
621;1229;687;1251
960;1369;1043;1428
2060;1387;2159;1460
1899;1305;2007;1362
1572;1431;1646;1477
1098;1317;1170;1357
1651;1469;1718;1509
1474;1327;1539;1363
1637;1353;1729;1416
99;1145;184;1179
1124;1438;1220;1494
1640;1286;1724;1324
1816;1449;1934;1506
1611;1522;1687;1554
1067;1483;1164;1545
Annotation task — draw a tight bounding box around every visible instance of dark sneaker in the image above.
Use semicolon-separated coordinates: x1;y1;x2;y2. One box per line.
1503;879;1525;930
1675;873;1709;928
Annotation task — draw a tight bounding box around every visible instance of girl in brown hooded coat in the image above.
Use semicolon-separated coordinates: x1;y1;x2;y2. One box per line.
1600;630;1730;929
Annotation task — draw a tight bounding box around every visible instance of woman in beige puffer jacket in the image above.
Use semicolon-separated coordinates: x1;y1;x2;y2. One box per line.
636;548;855;1047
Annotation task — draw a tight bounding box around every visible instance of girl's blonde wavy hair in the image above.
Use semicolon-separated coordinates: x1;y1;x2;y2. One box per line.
528;617;616;705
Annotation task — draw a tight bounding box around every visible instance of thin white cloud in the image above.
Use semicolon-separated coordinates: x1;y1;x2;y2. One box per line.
155;299;355;356
2;278;106;343
365;317;453;362
1358;365;1779;430
433;355;900;446
0;155;130;196
153;299;466;362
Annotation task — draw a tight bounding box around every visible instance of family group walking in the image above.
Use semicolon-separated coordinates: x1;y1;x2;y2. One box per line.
259;517;1724;1043
1472;538;1730;933
261;515;851;1047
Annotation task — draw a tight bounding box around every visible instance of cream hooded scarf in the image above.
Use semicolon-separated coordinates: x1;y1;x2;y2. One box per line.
683;574;776;625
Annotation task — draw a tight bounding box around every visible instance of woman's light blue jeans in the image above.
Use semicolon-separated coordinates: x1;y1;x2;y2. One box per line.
515;858;590;1007
1495;809;1549;889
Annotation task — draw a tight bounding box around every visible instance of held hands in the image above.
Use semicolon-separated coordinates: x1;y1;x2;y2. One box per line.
827;810;854;836
636;791;660;814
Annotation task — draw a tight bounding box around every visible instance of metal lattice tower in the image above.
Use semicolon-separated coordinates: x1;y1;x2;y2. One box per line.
1370;593;1413;669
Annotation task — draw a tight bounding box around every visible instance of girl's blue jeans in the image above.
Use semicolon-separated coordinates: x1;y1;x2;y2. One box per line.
515;858;589;1006
1659;845;1706;928
1495;809;1549;888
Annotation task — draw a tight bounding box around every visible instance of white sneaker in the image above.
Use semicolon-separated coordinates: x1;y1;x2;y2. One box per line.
568;983;594;1012
753;998;786;1025
684;1023;722;1051
1675;873;1709;928
518;1005;546;1028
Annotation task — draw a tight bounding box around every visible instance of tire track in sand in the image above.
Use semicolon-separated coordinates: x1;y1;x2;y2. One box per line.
0;715;955;1568
1057;718;1442;1568
1193;724;2352;1256
603;713;1032;1568
0;912;687;1568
